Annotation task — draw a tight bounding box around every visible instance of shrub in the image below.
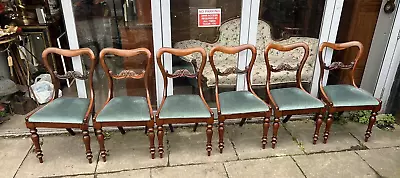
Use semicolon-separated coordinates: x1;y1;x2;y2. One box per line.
348;110;396;130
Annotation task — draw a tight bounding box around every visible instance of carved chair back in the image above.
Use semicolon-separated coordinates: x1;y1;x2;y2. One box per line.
209;44;257;93
318;41;364;88
264;42;310;92
99;48;153;105
156;47;207;98
42;47;96;101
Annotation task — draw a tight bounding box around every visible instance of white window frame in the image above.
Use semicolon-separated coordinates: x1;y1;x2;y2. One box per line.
60;0;87;98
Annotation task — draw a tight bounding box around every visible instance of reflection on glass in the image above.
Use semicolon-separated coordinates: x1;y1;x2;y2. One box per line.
68;0;155;109
172;0;243;106
253;0;326;99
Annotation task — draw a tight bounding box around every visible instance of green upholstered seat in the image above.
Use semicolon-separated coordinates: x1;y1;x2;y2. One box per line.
28;98;89;124
96;96;151;122
219;91;269;115
159;95;211;119
324;85;379;107
270;87;324;111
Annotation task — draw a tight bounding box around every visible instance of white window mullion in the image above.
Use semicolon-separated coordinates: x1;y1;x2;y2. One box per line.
60;0;87;98
237;0;252;91
310;0;344;96
151;0;164;106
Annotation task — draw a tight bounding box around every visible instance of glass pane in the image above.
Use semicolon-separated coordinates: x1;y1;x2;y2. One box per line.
65;0;155;110
254;0;326;99
171;0;243;106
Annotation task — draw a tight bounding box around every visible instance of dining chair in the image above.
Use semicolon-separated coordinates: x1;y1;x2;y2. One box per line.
264;42;326;148
25;48;96;163
94;48;155;161
209;44;272;152
318;41;381;143
155;47;214;158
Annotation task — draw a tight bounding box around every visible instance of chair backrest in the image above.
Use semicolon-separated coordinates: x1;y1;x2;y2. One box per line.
42;47;96;101
318;41;364;87
209;44;257;92
264;42;309;91
99;48;153;104
156;47;207;98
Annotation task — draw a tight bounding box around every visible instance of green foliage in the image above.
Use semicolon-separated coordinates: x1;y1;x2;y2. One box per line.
376;114;396;130
349;110;396;130
349;110;371;124
0;111;6;117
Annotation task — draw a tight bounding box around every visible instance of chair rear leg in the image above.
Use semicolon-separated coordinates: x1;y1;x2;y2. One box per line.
157;126;165;158
282;115;292;123
313;114;323;144
96;129;107;162
148;127;156;159
323;113;333;143
262;117;270;149
66;128;75;135
206;124;213;156
218;121;225;153
82;130;93;163
271;117;280;149
168;124;174;132
118;127;126;134
193;123;199;132
365;112;377;142
30;128;43;163
144;126;148;134
239;118;246;127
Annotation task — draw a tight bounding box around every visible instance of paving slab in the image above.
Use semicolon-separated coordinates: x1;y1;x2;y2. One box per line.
96;130;167;173
62;174;95;178
0;137;32;178
284;120;361;153
293;151;377;178
224;156;304;178
226;123;303;159
167;126;238;166
152;163;227;178
97;169;150;178
15;135;98;178
357;147;400;177
345;122;400;148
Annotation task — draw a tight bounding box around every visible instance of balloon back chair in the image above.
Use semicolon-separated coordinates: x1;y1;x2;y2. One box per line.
94;48;155;160
209;44;272;152
264;43;326;148
25;48;96;163
155;47;214;158
318;41;381;143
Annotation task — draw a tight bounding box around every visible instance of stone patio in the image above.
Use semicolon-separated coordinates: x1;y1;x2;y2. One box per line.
1;116;400;178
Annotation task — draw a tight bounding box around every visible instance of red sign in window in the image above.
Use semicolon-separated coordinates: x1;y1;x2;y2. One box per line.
198;9;221;27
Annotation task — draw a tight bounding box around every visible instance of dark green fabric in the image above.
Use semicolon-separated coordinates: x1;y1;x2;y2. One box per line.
96;96;151;122
28;98;89;124
324;85;379;107
219;91;269;115
270;88;324;111
159;95;211;119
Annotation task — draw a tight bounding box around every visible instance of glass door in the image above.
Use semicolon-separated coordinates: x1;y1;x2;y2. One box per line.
61;0;157;110
159;0;251;107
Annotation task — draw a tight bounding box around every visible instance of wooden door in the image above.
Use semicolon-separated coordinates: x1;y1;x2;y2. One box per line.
329;0;383;85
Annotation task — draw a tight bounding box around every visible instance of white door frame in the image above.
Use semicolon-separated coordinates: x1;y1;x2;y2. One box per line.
374;7;400;112
310;0;345;96
360;0;399;94
60;0;87;98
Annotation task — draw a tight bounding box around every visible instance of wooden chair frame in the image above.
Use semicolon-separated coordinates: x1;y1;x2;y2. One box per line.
94;48;155;160
155;47;214;158
264;43;326;148
318;41;382;143
209;44;272;152
25;48;96;163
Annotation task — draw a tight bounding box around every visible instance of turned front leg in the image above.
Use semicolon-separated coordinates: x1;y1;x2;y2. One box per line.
30;128;43;163
82;130;93;163
157;126;164;158
365;112;377;142
262;117;270;149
